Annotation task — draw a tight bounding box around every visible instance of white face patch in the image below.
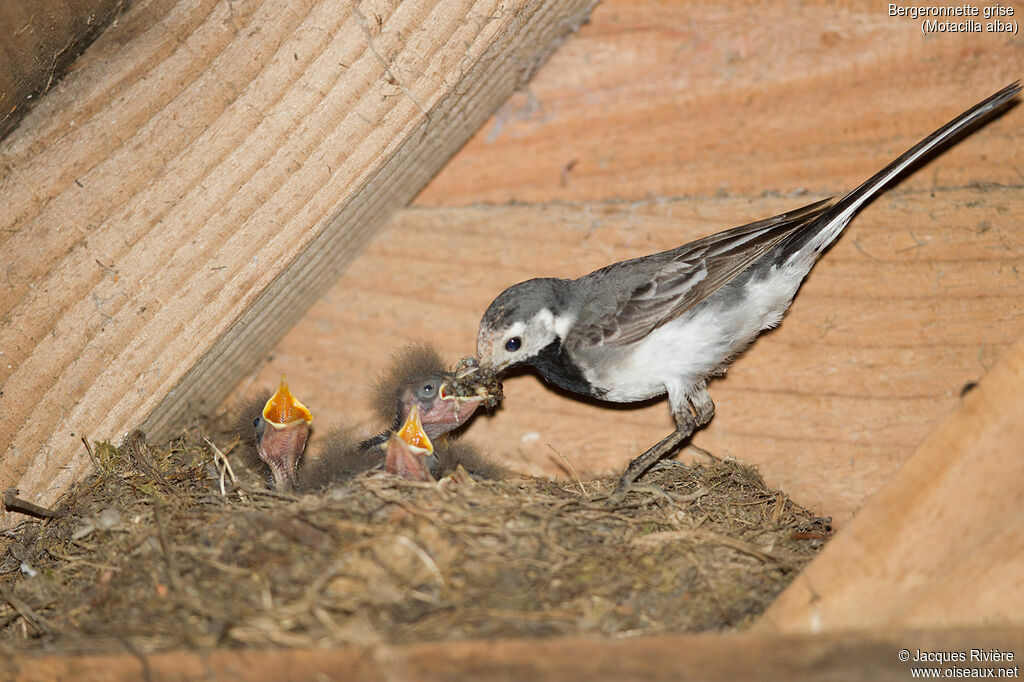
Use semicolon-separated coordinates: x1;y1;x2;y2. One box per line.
488;308;572;370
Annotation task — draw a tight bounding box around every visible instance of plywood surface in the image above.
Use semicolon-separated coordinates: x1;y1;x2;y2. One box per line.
0;0;600;528
759;328;1024;633
417;0;1023;206
4;628;1023;682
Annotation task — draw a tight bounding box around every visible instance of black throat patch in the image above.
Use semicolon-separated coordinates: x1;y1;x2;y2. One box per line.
529;340;606;399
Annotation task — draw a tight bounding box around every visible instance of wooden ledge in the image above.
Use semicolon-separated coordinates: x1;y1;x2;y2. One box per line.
4;628;1022;682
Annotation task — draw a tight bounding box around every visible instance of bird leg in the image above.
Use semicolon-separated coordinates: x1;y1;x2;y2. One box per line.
608;407;698;502
689;389;716;427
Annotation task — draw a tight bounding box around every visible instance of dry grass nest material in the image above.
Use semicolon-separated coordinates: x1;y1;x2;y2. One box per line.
0;426;831;655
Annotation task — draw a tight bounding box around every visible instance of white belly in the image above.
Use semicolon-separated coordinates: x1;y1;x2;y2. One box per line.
583;264;807;406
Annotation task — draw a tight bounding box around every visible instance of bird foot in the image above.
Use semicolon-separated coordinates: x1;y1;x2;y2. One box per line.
653;459;689;471
602;425;692;504
438;464;474;490
597;478;673;506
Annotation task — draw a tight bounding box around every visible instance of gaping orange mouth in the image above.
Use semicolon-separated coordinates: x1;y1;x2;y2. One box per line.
262;374;313;428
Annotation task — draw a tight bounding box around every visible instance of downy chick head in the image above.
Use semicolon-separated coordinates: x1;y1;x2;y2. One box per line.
373;343;483;439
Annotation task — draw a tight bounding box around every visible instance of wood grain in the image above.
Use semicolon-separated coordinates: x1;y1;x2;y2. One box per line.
758;328;1024;632
416;0;1024;206
0;0;126;138
5;628;1023;681
0;0;600;527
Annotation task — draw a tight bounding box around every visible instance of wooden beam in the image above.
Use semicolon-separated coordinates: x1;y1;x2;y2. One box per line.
757;328;1024;632
0;0;125;138
0;0;599;527
4;628;1023;681
416;0;1023;207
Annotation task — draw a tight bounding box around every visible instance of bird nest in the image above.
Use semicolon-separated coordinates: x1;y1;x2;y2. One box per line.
0;423;830;655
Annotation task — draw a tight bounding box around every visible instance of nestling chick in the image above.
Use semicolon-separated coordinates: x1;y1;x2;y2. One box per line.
386;403;507;484
431;440;507;482
303;344;498;487
297;427;382;491
367;343;485;447
231;375;312;491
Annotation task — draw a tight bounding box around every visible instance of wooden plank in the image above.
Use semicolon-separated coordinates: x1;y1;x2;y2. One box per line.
4;628;1023;681
238;186;1024;525
0;0;126;138
0;0;600;527
757;328;1024;633
416;0;1023;206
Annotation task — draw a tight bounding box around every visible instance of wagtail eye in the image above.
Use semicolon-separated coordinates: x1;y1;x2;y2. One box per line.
505;337;522;352
417;382;436;400
253;417;261;427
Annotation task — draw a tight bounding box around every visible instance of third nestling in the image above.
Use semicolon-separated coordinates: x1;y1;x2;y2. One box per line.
231;374;313;491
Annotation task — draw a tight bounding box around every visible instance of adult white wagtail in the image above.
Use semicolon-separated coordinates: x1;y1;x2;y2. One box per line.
474;82;1020;499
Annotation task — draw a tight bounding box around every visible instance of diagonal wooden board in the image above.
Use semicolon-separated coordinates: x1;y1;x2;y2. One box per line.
0;0;126;138
233;0;1024;525
757;327;1024;632
0;0;601;527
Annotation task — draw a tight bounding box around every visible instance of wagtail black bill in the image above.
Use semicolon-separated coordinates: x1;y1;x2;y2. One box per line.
474;82;1020;500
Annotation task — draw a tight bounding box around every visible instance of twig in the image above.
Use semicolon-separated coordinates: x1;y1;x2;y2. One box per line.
3;489;67;519
205;438;238;497
687;443;722;462
630;529;784;564
152;503;183;593
393;535;444;586
546;444;586;495
0;581;53;636
81;435;101;472
672;485;710;504
124;431;173;492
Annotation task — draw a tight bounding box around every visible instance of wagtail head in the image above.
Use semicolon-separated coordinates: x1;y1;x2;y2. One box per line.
476;278;578;373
